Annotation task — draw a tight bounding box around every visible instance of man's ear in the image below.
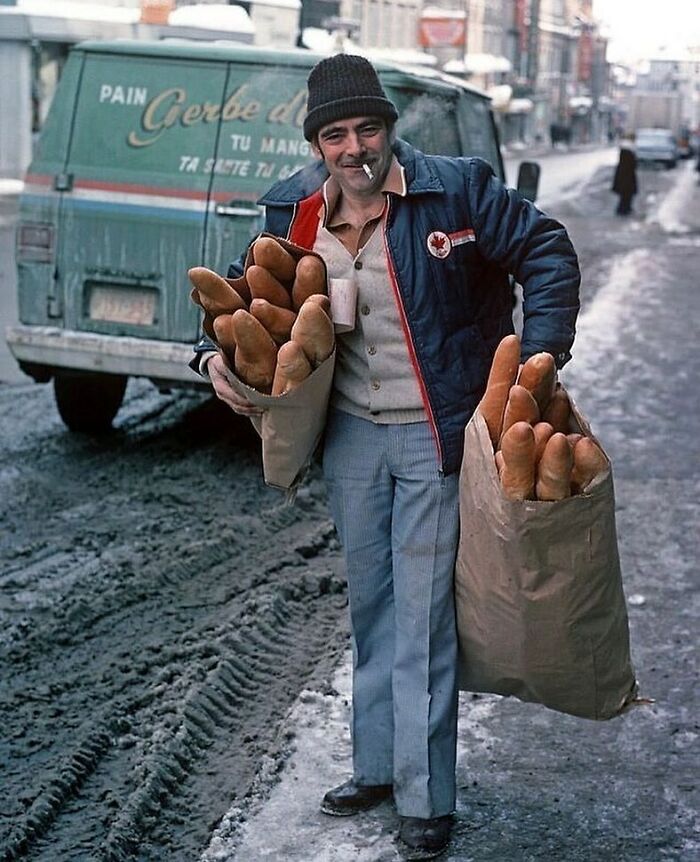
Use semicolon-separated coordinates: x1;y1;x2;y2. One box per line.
311;138;322;160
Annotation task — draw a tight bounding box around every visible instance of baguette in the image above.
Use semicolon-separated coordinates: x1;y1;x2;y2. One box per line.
478;334;521;446
271;340;313;396
532;421;554;464
501;384;540;439
246;265;293;310
229;309;278;393
291;255;327;311
252;236;297;282
517;352;556;413
188;266;246;316
304;293;332;316
536;432;573;501
290;300;335;366
494;449;505;476
499;421;536;501
249;297;297;345
571;437;608;493
212;313;237;366
542;385;571;434
567;432;583;449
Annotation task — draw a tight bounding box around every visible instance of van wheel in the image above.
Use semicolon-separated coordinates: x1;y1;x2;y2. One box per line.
54;371;127;433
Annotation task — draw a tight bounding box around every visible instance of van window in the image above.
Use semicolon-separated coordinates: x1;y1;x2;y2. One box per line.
31;56;82;172
390;89;462;156
455;94;501;169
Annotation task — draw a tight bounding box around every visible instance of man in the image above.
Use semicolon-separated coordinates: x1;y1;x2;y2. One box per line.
194;54;580;860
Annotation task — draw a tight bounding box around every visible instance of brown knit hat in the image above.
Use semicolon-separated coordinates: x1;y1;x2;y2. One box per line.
303;54;399;142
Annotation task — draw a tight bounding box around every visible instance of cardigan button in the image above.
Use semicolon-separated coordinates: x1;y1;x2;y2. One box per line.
371;379;381;391
360;304;370;316
354;260;363;270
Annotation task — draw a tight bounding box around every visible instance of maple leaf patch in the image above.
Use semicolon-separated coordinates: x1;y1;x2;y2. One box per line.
427;230;452;259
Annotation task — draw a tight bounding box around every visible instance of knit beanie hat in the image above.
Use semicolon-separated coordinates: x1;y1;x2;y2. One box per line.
303;54;399;142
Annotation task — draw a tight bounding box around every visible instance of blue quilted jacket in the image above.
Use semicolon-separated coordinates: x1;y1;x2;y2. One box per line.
194;138;580;475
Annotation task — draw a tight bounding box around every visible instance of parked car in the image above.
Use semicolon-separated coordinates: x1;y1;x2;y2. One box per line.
635;128;678;169
8;40;537;432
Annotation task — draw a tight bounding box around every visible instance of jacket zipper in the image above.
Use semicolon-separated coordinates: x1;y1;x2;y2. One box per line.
285;201;298;241
382;197;444;472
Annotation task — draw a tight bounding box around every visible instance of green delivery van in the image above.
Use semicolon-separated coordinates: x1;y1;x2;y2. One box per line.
8;40;525;432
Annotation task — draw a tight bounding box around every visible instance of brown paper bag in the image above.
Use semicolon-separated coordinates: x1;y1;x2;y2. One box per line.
223;350;335;491
455;404;639;720
195;233;332;491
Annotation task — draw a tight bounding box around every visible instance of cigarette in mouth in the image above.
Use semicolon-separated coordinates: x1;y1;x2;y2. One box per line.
362;163;374;180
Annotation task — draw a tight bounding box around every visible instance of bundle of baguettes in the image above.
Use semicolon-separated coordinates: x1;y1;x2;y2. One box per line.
478;334;608;502
188;236;334;395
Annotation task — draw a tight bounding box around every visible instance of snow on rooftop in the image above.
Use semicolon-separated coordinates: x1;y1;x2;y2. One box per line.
10;1;257;32
421;5;466;18
14;0;138;23
301;28;437;67
169;4;254;31
243;0;301;9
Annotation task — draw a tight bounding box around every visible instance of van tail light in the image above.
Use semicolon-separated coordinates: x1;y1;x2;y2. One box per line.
17;222;54;263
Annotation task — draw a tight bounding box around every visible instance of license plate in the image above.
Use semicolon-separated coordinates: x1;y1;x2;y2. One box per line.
88;286;157;326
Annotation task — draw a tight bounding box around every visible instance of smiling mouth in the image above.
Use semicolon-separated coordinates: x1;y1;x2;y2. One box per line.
343;162;373;176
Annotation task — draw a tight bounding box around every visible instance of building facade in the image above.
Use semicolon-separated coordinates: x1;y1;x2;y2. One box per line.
4;0;694;176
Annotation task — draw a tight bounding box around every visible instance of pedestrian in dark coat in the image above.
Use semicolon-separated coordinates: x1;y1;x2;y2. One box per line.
612;144;637;215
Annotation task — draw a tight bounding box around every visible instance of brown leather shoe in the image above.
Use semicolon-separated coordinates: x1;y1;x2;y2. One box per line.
397;814;453;859
320;778;393;816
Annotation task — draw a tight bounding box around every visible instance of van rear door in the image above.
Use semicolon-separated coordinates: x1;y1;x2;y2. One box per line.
56;46;228;345
17;57;83;329
204;60;312;274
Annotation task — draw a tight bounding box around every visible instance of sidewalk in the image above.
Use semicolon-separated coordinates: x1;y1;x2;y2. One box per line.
201;166;700;860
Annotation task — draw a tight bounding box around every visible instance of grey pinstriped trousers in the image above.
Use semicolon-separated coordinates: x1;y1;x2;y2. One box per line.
322;408;460;818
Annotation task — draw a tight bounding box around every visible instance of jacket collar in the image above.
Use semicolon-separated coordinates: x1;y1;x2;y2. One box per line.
258;138;444;207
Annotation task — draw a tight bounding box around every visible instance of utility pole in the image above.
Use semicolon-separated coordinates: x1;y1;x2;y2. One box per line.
526;0;540;91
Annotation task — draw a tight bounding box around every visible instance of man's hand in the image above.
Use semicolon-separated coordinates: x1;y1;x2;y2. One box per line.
207;353;264;416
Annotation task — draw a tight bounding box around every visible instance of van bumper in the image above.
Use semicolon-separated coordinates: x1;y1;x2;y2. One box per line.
5;325;203;384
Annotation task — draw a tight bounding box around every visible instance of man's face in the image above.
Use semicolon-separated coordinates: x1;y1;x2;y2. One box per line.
313;116;393;196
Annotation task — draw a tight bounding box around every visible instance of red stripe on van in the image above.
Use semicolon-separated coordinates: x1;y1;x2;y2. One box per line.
25;174;260;205
74;178;209;201
24;173;53;187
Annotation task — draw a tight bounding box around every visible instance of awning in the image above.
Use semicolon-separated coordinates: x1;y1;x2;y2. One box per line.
443;53;512;75
506;97;534;114
362;46;438;68
487;84;512;109
300;29;438;68
597;95;616;111
569;95;593;113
